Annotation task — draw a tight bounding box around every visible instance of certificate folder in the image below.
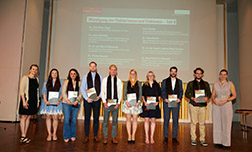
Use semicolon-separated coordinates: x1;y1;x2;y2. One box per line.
195;90;205;103
87;88;98;100
127;93;137;106
68;91;78;103
48;91;59;105
107;99;117;107
146;96;156;110
168;94;177;108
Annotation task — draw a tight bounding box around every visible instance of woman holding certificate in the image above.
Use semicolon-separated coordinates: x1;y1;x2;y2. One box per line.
40;69;63;141
19;64;39;144
122;69;142;144
62;68;82;143
140;71;161;144
211;69;237;149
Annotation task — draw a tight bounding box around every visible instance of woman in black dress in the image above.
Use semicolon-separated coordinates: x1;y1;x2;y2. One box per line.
19;64;39;144
140;71;161;144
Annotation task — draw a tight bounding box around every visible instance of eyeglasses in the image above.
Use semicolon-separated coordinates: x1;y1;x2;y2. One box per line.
195;73;202;75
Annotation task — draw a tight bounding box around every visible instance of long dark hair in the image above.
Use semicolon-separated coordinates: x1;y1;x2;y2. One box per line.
46;68;61;91
67;68;80;91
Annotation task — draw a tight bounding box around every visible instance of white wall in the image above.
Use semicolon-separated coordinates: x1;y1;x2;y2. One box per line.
0;0;26;121
0;0;44;121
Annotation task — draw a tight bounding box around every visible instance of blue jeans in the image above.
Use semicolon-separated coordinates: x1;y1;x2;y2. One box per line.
63;103;80;140
163;102;180;138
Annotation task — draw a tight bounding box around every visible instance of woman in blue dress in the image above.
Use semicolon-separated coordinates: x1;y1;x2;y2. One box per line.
40;68;63;141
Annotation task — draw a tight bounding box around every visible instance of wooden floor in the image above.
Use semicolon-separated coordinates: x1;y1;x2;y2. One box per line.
0;118;251;152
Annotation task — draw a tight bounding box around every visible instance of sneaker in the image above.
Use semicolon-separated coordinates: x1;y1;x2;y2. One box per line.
200;141;208;147
191;140;197;146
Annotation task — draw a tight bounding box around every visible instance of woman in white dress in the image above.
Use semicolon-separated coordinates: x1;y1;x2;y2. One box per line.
211;69;237;149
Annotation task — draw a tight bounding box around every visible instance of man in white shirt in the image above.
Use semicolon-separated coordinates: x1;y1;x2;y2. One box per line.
101;64;122;144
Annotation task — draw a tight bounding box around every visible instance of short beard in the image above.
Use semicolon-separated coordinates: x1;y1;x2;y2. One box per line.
170;74;176;78
196;77;202;80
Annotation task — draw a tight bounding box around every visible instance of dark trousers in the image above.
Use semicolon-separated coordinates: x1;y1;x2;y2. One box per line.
163;102;180;138
84;99;101;137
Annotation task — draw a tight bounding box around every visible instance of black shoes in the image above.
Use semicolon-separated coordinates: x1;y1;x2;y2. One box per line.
163;138;179;145
172;138;179;145
128;140;135;144
163;138;168;144
215;144;230;149
215;144;222;148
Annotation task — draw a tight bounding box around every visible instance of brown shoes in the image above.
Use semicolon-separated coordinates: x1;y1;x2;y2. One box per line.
94;136;100;143
83;136;100;144
103;138;108;144
83;137;89;144
103;138;118;144
112;138;118;144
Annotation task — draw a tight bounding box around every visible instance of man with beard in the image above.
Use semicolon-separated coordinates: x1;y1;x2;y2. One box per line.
81;61;103;143
185;67;211;147
161;66;183;145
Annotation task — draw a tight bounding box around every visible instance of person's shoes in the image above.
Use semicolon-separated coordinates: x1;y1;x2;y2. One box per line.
215;144;223;148
20;136;31;144
71;137;76;142
131;140;135;144
47;135;52;141
200;141;208;147
103;138;108;144
222;145;230;149
112;138;118;144
191;140;197;146
52;135;57;141
83;137;89;144
64;139;69;143
94;136;100;143
172;138;179;145
163;138;168;144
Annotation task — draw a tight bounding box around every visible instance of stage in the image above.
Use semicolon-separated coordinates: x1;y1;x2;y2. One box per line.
0;119;251;152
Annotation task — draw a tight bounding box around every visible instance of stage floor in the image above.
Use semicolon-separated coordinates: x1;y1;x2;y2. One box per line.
0;119;251;152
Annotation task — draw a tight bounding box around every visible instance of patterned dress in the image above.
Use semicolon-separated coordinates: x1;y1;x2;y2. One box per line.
39;80;63;115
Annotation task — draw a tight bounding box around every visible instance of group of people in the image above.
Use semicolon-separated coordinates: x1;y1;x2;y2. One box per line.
18;62;237;149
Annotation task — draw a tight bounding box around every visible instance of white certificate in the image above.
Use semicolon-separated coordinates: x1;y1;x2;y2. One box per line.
107;99;117;107
68;91;78;103
147;96;156;104
48;91;59;105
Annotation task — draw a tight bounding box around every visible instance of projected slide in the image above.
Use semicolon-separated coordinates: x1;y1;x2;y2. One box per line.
80;8;190;69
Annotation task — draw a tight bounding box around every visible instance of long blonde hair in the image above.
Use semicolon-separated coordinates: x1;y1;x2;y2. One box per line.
128;69;137;87
144;71;156;86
